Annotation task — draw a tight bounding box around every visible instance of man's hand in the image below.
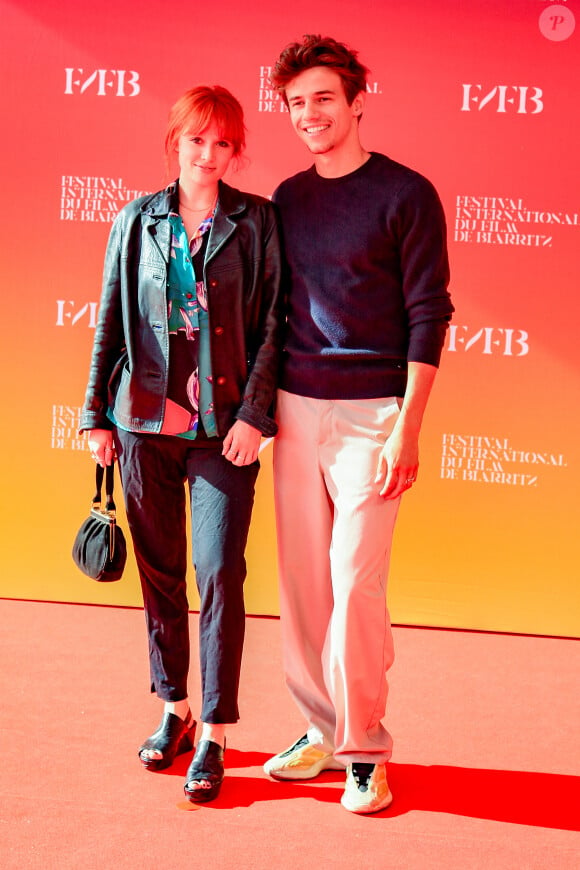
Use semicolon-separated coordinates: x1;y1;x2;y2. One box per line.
374;361;439;498
375;422;419;499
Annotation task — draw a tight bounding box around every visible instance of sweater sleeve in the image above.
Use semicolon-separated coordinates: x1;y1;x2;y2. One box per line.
395;175;453;367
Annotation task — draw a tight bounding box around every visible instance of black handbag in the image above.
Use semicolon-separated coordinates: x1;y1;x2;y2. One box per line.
72;463;127;582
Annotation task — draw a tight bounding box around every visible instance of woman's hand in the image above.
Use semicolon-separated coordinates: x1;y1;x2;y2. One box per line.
222;420;262;466
87;429;115;466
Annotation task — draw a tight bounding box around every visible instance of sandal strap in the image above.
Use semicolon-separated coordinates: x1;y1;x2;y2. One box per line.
185;739;225;783
139;710;194;754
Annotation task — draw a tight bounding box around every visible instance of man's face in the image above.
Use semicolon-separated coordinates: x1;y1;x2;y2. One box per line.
285;66;364;157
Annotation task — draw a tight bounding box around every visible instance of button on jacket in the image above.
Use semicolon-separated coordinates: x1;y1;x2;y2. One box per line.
80;181;284;438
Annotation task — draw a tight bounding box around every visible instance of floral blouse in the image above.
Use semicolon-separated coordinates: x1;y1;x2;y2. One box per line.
161;211;218;440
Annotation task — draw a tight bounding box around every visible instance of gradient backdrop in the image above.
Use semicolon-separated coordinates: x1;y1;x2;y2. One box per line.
1;0;578;637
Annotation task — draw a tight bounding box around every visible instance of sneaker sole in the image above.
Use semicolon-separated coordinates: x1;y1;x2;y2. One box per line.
340;791;393;814
264;756;345;780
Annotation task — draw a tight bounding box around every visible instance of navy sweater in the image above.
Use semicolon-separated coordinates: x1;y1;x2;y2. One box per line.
273;152;453;399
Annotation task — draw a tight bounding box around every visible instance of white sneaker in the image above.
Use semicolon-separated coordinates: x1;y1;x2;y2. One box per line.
341;763;393;814
263;734;344;780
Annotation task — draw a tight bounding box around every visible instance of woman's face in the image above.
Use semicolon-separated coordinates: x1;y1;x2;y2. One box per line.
175;120;235;189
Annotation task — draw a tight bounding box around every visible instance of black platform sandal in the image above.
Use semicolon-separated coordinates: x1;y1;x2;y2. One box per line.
184;739;225;802
138;710;196;771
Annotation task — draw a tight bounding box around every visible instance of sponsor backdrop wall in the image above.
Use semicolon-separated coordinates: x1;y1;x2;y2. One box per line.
1;0;578;637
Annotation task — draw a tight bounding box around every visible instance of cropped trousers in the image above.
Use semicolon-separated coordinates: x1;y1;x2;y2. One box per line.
114;428;258;723
273;390;401;764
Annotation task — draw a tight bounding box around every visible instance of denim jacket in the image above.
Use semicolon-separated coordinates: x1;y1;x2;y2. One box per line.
80;181;284;438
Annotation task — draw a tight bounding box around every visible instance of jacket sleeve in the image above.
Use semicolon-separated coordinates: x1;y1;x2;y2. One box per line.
235;203;285;436
79;212;127;432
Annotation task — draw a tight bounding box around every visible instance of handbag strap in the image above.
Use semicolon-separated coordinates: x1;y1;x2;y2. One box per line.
92;464;117;513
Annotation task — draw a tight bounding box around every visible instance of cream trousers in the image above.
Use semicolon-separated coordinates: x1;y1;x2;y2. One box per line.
273;390;402;764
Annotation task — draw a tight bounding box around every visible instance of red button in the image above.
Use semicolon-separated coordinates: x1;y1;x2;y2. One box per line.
214;326;224;335
216;376;227;386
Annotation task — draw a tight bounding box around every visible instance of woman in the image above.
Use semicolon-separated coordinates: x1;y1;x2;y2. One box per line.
80;85;283;803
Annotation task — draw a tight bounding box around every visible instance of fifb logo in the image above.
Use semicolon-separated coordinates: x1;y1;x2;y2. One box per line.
461;85;543;114
64;69;140;96
56;300;99;328
447;326;529;356
52;405;86;451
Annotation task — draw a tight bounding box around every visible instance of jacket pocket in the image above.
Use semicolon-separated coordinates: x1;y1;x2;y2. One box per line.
107;349;129;406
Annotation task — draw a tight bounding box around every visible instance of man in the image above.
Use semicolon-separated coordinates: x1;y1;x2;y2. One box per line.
264;35;454;813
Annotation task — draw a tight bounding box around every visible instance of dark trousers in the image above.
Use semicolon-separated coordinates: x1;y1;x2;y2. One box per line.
114;428;259;723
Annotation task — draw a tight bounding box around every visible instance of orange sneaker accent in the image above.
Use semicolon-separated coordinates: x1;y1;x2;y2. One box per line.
263;734;344;780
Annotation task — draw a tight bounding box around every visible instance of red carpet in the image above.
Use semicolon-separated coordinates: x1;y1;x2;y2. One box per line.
1;599;578;869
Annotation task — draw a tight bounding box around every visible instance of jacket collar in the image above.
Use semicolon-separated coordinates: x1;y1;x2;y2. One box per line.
141;180;247;265
141;180;246;220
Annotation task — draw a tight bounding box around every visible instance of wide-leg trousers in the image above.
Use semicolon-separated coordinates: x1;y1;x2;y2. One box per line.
273;390;401;764
114;428;259;723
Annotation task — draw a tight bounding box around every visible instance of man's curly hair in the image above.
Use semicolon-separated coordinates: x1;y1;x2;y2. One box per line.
271;34;369;106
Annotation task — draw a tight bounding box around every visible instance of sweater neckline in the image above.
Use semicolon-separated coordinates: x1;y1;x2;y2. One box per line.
311;151;377;183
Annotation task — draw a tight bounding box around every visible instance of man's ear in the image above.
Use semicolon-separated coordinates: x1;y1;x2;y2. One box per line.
352;90;366;119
